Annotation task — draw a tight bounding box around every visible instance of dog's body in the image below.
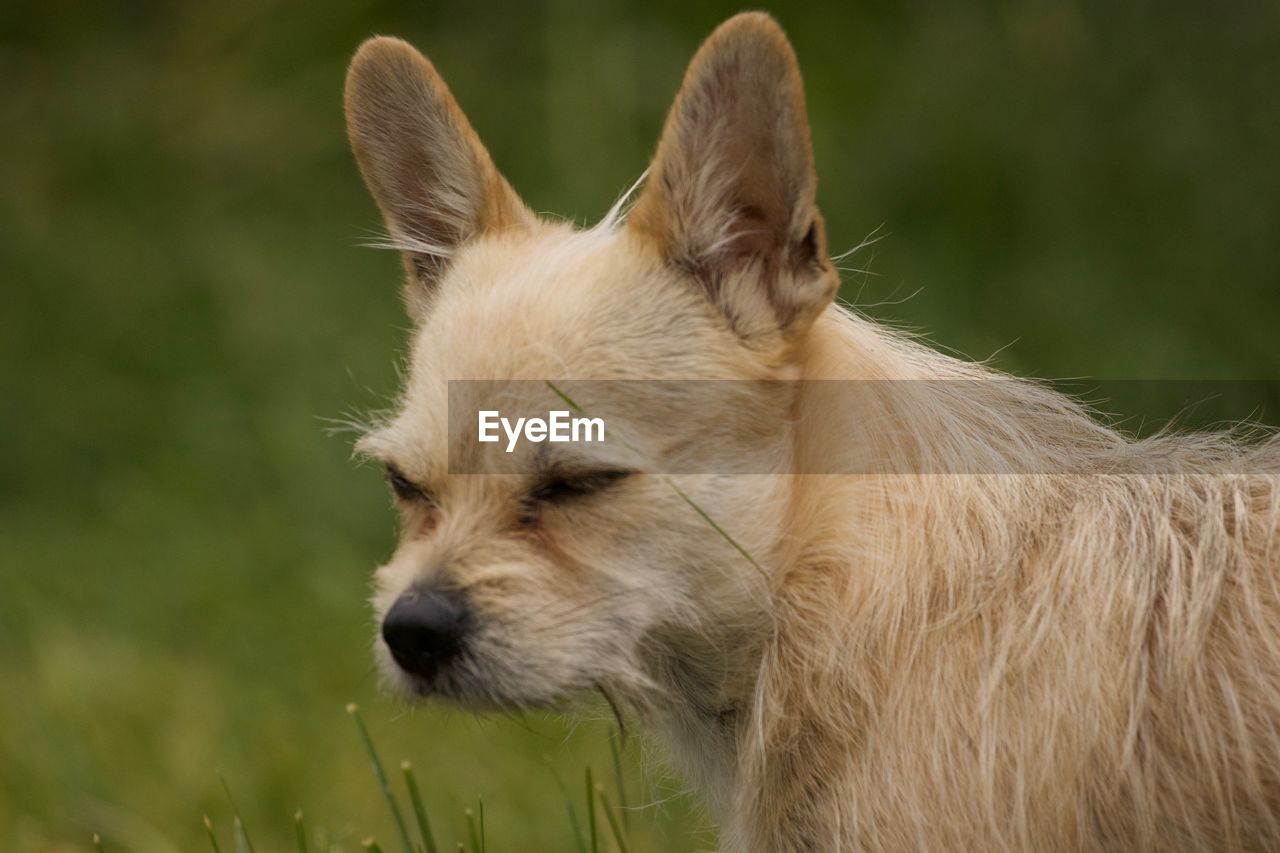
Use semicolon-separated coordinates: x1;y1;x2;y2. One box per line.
343;14;1280;851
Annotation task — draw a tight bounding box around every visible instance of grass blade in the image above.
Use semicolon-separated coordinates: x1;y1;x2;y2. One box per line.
347;704;416;853
363;838;384;853
233;818;251;853
217;775;256;853
478;798;486;853
92;834;106;853
465;808;481;853
548;763;587;853
202;816;222;853
546;380;767;580
597;789;631;853
293;810;308;853
608;729;630;832
585;767;598;853
401;760;439;853
660;476;767;579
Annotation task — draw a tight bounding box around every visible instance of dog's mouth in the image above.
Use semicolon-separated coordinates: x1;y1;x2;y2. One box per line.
391;664;630;740
377;636;596;713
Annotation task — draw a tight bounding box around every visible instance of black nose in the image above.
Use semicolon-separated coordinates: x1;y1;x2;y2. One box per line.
381;587;470;679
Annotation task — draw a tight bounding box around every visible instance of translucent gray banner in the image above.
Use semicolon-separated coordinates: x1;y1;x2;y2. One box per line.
446;380;1280;475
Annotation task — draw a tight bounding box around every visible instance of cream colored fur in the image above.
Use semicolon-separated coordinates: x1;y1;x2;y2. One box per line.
344;14;1280;852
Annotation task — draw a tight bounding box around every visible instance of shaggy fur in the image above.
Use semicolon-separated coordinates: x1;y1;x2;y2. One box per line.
343;14;1280;852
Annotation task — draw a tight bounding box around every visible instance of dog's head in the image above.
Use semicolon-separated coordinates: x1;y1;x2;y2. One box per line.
345;13;837;709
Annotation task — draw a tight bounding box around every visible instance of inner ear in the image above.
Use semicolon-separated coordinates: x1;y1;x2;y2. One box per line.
793;220;822;273
628;13;836;340
344;36;534;293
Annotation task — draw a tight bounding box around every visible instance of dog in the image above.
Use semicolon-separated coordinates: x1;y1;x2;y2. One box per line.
343;13;1280;851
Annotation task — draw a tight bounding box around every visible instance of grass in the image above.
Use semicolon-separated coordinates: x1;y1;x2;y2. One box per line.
175;706;648;853
348;704;416;853
293;811;308;853
403;762;439;853
201;818;221;853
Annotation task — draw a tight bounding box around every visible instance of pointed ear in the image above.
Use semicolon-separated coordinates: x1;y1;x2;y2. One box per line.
345;37;534;294
629;14;836;341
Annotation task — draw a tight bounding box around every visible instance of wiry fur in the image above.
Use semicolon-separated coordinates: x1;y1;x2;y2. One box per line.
342;14;1280;852
734;312;1280;851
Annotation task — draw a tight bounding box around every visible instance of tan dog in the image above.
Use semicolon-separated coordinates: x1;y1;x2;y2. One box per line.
344;13;1280;851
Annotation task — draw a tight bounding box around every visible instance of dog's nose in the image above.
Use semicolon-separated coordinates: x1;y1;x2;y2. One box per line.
381;587;470;679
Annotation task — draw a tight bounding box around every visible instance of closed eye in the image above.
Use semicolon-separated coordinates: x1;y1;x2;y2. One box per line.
519;469;631;524
385;464;435;505
529;469;631;504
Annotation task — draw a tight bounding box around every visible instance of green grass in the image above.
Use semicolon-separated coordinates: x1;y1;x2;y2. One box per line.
348;704;416;853
292;811;308;853
2;0;1277;849
403;762;439;853
177;710;658;853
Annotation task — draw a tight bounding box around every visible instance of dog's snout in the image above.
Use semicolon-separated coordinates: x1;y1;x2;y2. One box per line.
381;587;470;679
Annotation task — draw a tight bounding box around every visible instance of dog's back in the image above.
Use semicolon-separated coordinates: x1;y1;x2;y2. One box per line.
736;309;1280;851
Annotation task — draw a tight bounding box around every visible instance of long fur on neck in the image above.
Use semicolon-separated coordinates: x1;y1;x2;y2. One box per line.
727;306;1280;851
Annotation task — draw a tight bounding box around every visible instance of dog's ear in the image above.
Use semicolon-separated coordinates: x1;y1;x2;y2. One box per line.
629;13;836;342
345;37;534;295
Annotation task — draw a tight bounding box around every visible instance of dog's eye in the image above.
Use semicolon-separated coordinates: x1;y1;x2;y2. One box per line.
385;465;433;505
530;469;630;503
521;469;630;522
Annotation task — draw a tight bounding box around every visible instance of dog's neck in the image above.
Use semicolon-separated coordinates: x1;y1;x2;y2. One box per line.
626;311;845;809
642;618;765;814
635;308;898;816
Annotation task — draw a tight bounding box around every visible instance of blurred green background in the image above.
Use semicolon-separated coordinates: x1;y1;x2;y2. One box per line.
2;1;1277;850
